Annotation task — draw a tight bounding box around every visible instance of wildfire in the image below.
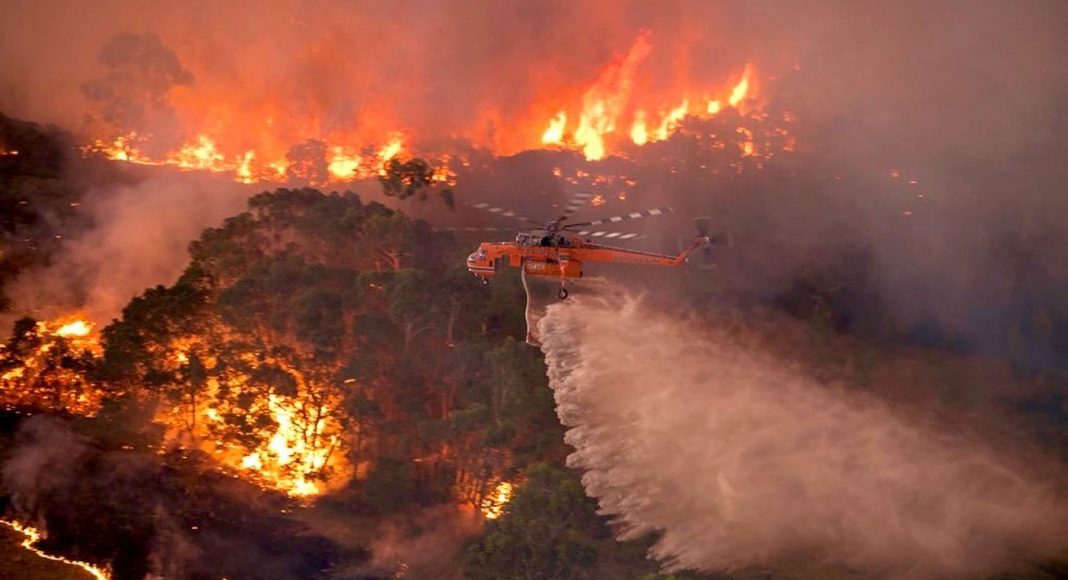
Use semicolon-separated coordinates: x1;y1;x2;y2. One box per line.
541;112;567;145
151;339;352;498
3;314;351;500
0;519;111;580
376;136;405;176
236;394;343;497
168;135;226;171
652;99;690;141
728;65;753;108
533;32;765;161
480;481;514;520
327;146;361;181
0;314;102;414
630;111;649;146
70;29;784;181
82;129;417;186
55;319;93;338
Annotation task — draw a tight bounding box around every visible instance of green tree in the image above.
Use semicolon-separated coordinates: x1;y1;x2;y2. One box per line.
379;157;455;208
465;465;603;580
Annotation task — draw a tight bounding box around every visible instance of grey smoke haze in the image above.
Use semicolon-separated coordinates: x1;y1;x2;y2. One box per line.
2;415;91;521
346;505;479;579
1;0;1065;158
81;32;193;147
5;173;249;325
539;292;1068;578
1;0;1066;349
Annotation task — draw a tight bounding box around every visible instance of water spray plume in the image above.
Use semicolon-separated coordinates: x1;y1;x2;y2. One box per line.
538;292;1068;578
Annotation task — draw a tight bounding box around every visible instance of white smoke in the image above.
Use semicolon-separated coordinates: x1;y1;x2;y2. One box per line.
5;173;249;325
538;291;1068;579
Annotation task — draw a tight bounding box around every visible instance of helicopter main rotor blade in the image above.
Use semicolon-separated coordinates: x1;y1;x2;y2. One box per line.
559;192;595;220
564;206;674;229
467;201;544;227
573;230;644;240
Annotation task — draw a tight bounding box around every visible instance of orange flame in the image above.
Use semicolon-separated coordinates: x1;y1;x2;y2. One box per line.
154;340;351;498
235;393;342;497
1;520;111;580
480;481;514;520
630;110;649;146
55;319;93;338
327;146;361;181
0;314;102;414
541;111;567;145
533;32;763;159
728;65;753;108
654;99;690;141
74;32;776;181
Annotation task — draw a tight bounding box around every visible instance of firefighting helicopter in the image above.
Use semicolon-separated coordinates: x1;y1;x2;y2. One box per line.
464;193;715;299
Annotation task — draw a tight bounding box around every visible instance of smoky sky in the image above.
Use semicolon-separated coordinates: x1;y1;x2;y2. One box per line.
1;1;1065;155
1;0;1067;357
3;173;251;326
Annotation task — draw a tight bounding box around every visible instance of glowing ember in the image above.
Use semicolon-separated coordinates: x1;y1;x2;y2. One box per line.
737;127;756;156
0;519;111;580
480;481;514;520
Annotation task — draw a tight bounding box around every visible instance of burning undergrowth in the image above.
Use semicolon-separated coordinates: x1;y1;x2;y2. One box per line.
0;413;351;579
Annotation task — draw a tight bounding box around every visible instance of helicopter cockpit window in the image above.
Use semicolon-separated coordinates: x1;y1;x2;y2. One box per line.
477;249;487;259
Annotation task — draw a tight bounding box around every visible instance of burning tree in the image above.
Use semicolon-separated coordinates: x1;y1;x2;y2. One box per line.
0;316;101;414
92;188;546;505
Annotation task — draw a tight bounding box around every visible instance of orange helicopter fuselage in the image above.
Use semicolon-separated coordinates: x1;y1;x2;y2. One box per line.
466;231;708;283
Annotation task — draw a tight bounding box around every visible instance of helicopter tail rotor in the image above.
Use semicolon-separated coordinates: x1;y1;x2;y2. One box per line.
693;216;711;237
687;216;728;269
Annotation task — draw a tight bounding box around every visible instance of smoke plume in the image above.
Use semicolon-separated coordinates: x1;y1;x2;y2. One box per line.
4;173;249;325
2;1;1067;357
539;292;1068;578
81;32;193;141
